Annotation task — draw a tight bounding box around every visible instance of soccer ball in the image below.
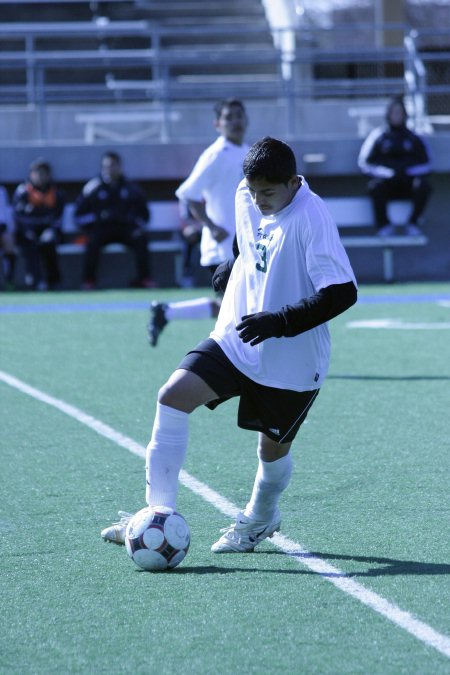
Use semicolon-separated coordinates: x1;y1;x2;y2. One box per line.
125;506;190;571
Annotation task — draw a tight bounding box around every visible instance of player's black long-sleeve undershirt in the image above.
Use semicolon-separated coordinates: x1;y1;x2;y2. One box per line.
275;280;357;337
212;255;357;339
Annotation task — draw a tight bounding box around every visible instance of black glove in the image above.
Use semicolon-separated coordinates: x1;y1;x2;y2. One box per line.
212;258;235;294
236;311;285;346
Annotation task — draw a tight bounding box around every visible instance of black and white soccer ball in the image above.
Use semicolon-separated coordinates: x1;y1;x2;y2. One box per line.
125;506;190;571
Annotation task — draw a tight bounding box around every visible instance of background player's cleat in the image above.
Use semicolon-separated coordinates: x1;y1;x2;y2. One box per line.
101;511;132;544
147;302;168;347
211;510;281;553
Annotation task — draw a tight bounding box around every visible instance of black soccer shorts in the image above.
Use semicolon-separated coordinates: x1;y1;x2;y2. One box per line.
178;338;319;444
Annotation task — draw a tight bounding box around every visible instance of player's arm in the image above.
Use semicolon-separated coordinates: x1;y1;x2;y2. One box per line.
211;235;240;293
73;178;100;229
404;135;432;177
237;281;357;346
186;199;229;243
358;128;394;178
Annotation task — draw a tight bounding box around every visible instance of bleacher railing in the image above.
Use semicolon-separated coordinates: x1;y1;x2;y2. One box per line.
0;20;449;141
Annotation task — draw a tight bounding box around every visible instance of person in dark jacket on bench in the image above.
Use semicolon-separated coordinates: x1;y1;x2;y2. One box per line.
74;151;153;290
358;97;432;237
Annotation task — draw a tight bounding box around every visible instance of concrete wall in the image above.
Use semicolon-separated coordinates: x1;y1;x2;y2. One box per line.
1;126;450;185
2;127;448;287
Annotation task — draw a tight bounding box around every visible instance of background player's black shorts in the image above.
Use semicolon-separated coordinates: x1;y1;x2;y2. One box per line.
178;338;319;444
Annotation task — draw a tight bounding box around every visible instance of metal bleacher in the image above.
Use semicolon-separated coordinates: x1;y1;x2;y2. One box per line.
0;0;450;183
1;1;449;286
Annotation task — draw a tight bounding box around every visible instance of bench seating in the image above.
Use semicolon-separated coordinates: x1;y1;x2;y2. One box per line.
4;196;428;286
323;197;428;282
58;197;426;284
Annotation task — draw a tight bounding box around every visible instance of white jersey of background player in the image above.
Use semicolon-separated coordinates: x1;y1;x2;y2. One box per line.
147;99;249;347
176;128;249;267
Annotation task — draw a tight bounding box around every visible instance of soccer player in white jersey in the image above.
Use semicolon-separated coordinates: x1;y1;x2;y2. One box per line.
147;98;249;346
102;137;357;552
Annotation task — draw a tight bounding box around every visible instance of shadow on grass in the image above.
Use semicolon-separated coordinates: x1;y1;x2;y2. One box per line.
136;554;450;577
301;551;450;578
329;374;450;382
242;550;450;578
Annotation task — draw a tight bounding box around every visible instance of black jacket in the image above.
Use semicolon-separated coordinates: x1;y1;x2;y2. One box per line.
74;176;149;230
358;124;431;179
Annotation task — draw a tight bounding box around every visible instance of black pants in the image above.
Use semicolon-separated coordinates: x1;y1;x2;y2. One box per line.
368;175;431;229
83;223;150;283
17;228;61;287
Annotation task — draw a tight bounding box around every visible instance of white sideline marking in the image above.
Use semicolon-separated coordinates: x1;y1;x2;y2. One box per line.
347;319;450;330
1;368;450;660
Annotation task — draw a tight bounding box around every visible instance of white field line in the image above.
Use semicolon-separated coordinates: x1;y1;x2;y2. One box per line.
1;369;450;660
347;319;450;330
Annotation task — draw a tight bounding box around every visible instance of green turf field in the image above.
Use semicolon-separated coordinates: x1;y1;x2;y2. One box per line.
1;283;449;674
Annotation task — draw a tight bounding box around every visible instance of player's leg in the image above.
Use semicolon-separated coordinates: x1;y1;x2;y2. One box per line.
148;297;221;346
408;176;432;229
243;434;293;521
18;233;42;289
145;368;217;508
81;226;106;289
101;368;217;543
123;227;154;288
39;237;61;289
0;228;16;289
210;434;290;554
368;178;393;234
147;264;221;347
212;386;319;553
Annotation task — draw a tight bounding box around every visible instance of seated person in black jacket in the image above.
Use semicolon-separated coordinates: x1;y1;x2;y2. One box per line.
74;151;154;289
358;97;432;236
13;158;66;290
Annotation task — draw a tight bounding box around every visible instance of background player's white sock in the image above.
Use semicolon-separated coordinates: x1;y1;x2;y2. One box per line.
145;402;188;509
166;297;214;320
244;453;293;522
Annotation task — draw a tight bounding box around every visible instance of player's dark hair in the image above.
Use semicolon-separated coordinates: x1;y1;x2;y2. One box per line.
29;157;51;174
213;98;246;119
243;137;297;185
102;150;122;164
386;96;407;121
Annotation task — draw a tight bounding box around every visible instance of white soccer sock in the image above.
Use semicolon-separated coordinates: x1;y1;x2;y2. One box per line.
244;453;293;522
166;297;213;320
145;402;189;509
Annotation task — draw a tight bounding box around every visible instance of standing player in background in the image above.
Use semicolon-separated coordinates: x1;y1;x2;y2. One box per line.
102;137;357;553
147;98;249;346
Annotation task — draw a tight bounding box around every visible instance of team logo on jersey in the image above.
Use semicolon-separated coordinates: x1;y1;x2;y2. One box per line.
256;227;273;242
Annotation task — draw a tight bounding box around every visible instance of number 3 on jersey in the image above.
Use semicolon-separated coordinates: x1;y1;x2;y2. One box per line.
256;242;267;273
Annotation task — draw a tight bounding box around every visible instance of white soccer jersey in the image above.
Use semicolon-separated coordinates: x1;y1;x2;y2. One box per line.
175;136;249;266
210;177;357;391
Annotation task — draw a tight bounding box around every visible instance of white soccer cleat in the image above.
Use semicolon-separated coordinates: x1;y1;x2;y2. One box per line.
100;511;133;545
211;510;281;553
